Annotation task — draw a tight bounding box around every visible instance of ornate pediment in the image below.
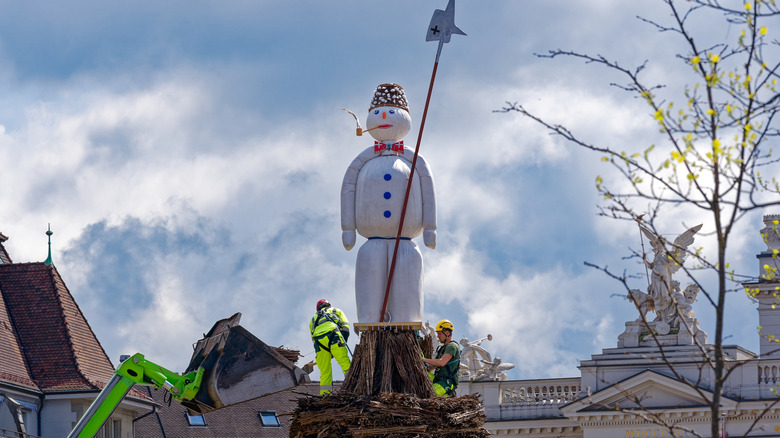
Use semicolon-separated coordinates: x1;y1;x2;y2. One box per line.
562;370;735;416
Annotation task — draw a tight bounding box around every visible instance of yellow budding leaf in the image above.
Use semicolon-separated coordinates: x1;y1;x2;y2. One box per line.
760;26;768;35
691;56;701;64
746;2;752;10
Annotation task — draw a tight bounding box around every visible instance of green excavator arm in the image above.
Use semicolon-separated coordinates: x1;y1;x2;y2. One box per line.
67;353;203;438
68;313;308;438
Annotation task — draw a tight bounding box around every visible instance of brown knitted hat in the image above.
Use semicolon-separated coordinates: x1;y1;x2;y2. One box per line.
369;83;409;113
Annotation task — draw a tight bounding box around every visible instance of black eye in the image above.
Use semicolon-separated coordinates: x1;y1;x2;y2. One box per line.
374;110;379;115
389;109;395;114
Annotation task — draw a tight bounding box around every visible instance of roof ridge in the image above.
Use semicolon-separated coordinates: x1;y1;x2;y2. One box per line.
47;265;114;390
0;262;48;268
46;266;95;390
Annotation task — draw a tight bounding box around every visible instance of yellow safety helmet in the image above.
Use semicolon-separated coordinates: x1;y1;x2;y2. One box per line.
435;319;454;333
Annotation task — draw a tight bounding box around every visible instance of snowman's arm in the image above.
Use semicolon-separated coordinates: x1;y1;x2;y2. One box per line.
414;154;437;249
340;148;375;250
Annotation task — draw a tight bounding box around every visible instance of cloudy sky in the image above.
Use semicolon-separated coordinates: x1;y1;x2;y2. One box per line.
0;0;774;383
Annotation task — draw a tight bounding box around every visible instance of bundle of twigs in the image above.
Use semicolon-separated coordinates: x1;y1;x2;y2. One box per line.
289;391;489;438
419;331;434;360
273;345;302;364
341;330;434;398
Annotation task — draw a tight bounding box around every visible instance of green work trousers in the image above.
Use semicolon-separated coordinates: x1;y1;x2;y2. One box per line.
428;371;455;397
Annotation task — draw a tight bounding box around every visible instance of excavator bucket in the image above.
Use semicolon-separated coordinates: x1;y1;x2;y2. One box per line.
181;313;309;414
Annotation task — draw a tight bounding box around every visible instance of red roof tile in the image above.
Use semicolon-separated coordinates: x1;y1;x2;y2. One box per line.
0;262;115;392
0;268;38;390
134;382;322;437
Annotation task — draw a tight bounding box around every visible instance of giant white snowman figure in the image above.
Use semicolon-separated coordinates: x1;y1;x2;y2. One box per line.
341;83;437;324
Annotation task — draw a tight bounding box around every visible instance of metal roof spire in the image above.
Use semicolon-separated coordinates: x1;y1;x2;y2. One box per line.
44;224;54;266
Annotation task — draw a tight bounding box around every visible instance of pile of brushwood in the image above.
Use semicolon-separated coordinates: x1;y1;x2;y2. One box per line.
290;329;488;437
289;391;489;437
341;330;434;397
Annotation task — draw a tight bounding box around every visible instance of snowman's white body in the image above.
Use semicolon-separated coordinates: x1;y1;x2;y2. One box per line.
341;145;436;323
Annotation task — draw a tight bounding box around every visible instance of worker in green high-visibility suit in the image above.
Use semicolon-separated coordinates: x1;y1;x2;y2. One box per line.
309;299;351;394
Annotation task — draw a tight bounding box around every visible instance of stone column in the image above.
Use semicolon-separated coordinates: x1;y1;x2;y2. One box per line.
750;214;780;358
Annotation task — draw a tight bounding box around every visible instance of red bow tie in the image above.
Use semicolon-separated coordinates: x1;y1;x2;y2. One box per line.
374;141;404;153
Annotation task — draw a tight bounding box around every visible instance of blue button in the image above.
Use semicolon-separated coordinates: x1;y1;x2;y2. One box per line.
384;174;392;181
384;192;391;199
384;210;392;218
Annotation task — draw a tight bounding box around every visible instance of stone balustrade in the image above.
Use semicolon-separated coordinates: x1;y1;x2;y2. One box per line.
499;378;582;407
0;428;38;438
465;377;583;421
758;359;780;384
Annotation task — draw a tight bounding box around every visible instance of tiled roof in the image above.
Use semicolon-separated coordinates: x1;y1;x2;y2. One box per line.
134;382;322;437
0;262;115;392
0;281;37;390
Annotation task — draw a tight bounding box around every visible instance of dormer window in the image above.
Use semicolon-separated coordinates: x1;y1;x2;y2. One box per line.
186;412;207;427
258;410;280;427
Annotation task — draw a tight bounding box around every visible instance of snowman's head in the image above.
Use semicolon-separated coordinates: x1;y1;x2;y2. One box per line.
366;106;412;142
366;83;411;143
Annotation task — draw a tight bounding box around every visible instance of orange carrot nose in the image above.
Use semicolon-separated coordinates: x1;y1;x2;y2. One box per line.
382;112;386;119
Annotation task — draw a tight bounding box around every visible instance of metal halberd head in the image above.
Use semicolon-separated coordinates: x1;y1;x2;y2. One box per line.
426;0;467;44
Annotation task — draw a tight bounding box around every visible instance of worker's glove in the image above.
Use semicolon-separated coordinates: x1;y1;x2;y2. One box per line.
341;329;350;343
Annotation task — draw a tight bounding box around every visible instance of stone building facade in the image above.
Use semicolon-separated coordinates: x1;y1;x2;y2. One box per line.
461;214;780;437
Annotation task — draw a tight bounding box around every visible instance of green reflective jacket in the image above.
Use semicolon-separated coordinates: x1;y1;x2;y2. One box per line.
310;308;350;338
